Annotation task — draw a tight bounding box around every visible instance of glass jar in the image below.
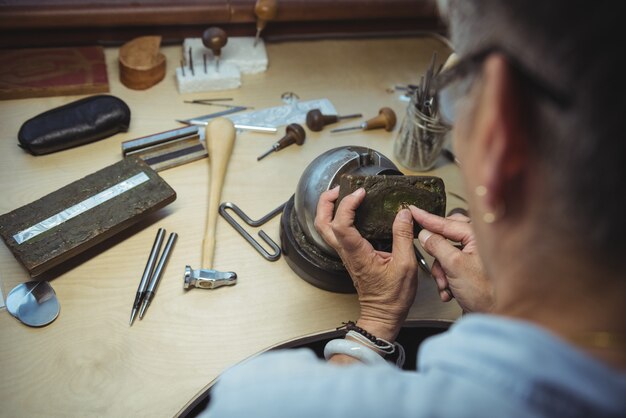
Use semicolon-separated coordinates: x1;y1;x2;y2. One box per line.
393;96;450;172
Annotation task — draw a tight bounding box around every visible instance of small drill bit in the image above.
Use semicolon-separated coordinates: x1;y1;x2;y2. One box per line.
139;232;177;320
330;108;397;133
189;47;194;76
202;27;227;73
206;103;253;109
130;228;165;326
186;98;234;104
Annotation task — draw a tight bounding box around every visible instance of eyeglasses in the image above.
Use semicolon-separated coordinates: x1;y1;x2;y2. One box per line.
434;46;573;125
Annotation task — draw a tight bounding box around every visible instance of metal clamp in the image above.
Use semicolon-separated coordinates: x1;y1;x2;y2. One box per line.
219;202;285;261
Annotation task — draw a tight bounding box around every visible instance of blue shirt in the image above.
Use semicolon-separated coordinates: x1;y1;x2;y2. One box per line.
201;314;626;417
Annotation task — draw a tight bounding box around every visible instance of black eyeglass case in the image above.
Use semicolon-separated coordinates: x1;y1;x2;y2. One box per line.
17;95;131;155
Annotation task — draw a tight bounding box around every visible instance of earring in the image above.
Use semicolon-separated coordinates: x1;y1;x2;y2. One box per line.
474;185;503;223
483;211;497;224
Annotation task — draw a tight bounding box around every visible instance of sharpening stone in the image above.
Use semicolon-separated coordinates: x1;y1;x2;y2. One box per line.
183;37;268;75
176;61;241;93
0;157;176;276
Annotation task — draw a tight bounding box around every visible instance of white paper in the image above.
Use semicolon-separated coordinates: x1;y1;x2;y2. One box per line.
228;99;337;129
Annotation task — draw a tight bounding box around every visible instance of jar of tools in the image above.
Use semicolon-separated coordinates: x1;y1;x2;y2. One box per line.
393;95;450;172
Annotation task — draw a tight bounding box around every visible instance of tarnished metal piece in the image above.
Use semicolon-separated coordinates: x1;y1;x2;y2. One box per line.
337;174;446;240
183;265;237;289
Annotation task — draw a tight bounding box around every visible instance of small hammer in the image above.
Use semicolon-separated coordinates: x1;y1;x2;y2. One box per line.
184;118;238;289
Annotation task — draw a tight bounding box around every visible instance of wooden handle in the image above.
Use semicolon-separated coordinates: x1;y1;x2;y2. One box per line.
255;0;278;31
306;109;338;132
202;27;228;58
202;118;236;269
364;107;397;131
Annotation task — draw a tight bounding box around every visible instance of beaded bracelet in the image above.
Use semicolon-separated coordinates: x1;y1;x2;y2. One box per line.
337;321;391;349
346;331;395;354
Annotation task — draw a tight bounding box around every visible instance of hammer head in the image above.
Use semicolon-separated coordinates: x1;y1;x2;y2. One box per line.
184;265;237;289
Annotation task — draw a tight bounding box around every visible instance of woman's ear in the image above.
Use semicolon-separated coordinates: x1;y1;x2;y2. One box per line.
471;54;529;213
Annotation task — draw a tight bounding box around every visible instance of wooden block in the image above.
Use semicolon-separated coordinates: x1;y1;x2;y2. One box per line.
119;36;166;90
0;46;109;100
337;174;446;241
0;157;176;276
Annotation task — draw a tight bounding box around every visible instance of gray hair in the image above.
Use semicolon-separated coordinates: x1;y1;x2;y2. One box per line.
439;0;626;265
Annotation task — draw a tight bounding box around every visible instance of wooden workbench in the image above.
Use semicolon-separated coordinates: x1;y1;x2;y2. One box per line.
0;36;463;417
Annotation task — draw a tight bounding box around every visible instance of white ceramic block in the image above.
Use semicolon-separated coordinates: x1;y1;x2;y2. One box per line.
175;62;241;94
182;37;268;75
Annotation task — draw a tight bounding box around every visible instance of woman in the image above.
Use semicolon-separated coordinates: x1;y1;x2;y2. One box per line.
204;1;626;416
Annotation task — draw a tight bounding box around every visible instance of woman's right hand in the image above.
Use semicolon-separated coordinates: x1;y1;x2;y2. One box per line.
410;206;494;313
